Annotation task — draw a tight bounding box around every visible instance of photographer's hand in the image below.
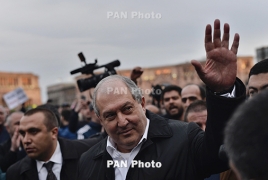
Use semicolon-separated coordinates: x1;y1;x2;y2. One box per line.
69;99;87;133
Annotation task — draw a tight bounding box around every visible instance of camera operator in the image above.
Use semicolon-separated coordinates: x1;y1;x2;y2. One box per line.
68;97;91;134
67;97;102;139
76;104;102;139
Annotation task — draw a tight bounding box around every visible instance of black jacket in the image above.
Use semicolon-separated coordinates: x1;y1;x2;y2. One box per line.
77;79;246;180
6;137;102;180
0;139;26;172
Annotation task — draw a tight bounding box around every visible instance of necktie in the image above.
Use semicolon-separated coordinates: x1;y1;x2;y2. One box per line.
43;161;57;180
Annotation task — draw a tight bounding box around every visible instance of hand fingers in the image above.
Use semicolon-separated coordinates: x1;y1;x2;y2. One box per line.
231;33;240;55
205;24;214;52
136;70;143;74
213;19;221;48
221;23;230;49
134;66;142;71
71;100;78;109
16;135;21;144
12;128;19;141
133;67;143;74
191;60;205;79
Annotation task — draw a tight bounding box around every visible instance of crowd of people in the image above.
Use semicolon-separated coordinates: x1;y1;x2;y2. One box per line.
0;19;267;180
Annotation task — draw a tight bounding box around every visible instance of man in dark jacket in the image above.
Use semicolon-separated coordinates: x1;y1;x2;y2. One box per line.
0;111;26;172
6;107;101;180
77;18;245;180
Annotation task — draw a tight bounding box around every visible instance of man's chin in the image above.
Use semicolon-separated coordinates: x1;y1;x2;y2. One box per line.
27;153;38;159
116;138;140;152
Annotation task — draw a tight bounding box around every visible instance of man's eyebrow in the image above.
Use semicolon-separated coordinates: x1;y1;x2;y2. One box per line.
122;101;133;106
28;127;40;131
260;84;268;90
248;86;257;90
103;101;134;115
19;127;40;133
120;101;134;108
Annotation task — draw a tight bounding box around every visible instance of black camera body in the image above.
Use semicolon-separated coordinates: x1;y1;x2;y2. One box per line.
70;52;120;92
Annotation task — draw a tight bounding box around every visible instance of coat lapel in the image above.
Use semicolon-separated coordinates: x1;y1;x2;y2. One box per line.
19;156;39;180
58;138;83;180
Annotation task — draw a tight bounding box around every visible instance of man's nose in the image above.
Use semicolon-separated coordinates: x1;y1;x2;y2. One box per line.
168;98;175;104
117;113;128;127
185;99;191;107
22;134;31;145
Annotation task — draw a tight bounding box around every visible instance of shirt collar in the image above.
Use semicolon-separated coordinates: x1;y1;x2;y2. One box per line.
36;141;63;173
106;118;150;156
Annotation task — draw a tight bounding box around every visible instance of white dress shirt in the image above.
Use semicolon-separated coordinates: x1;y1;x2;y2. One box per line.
220;85;236;98
106;118;150;180
36;141;63;180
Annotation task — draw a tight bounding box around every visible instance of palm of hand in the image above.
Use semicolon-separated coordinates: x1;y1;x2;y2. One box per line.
203;47;237;91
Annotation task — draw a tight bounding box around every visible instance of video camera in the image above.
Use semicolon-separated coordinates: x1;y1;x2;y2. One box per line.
70;52;120;92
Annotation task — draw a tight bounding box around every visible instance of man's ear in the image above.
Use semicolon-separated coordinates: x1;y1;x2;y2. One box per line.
51;127;58;139
141;97;146;112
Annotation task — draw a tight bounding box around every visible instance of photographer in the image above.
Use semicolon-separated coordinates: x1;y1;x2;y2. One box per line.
76;104;102;139
68;97;92;134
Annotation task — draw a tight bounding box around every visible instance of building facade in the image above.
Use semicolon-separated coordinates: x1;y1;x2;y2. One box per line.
0;72;41;108
256;46;268;62
47;83;77;107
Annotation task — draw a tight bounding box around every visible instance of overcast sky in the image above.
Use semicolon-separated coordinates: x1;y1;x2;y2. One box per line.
0;1;267;103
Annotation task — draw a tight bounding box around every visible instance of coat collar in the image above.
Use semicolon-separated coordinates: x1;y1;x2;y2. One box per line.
19;156;39;179
93;110;173;159
19;138;79;176
58;138;81;160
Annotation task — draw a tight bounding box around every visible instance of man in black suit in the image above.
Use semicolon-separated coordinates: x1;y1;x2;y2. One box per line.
77;19;246;180
6;107;101;180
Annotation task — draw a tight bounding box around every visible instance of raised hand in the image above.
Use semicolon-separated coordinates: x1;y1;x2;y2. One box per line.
10;127;21;152
191;19;240;92
130;66;143;84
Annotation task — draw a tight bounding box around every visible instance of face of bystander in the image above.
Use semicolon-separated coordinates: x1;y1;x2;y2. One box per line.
181;85;203;111
247;73;268;99
186;110;207;131
163;90;184;119
19;112;58;161
5;112;23;137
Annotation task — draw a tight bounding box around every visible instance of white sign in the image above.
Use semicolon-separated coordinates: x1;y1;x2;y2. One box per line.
3;87;28;109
